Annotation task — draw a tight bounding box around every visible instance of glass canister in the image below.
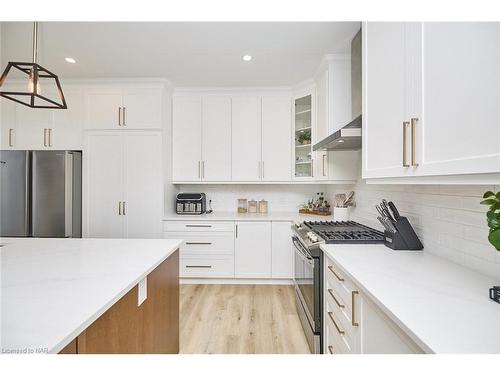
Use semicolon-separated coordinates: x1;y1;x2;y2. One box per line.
237;199;248;213
248;199;258;213
258;199;268;213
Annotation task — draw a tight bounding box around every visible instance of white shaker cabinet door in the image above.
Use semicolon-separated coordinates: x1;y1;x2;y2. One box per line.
0;100;16;149
235;221;272;278
15;104;52;150
172;96;202;182
84;132;124;238
123;131;163;238
84;90;122;130
261;96;292;181
362;22;411;179
52;89;83;150
202;96;232;181
271;222;293;279
122;89;162;129
231;96;262;181
418;22;500;176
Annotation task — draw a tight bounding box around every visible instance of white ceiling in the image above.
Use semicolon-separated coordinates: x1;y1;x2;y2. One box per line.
0;22;360;86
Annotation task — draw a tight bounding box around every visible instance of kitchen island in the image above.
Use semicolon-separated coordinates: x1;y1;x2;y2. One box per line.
1;238;183;354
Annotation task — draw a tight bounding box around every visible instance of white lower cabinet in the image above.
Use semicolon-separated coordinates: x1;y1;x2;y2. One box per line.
324;255;423;354
84;131;163;239
164;220;293;281
235;221;272;278
271;222;293;278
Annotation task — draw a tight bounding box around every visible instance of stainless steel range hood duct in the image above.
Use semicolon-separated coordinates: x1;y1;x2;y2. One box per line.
313;29;362;152
313;114;361;151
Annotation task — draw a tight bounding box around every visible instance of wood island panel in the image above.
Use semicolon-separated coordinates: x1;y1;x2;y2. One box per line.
59;249;179;354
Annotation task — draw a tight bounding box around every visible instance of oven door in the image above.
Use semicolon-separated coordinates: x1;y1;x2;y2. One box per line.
292;235;316;331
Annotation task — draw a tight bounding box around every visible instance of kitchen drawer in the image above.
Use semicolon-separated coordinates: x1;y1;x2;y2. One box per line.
164;231;234;255
325;257;359;316
180;255;234;278
325;275;361;327
163;221;234;233
325;298;357;353
325;311;351;354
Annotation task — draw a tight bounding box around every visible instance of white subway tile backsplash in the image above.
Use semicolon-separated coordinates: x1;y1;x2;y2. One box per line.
329;181;500;279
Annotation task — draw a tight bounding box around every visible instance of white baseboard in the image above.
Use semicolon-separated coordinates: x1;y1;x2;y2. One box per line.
180;278;294;285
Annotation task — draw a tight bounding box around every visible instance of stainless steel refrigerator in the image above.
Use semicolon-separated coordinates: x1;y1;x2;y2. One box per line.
0;150;82;237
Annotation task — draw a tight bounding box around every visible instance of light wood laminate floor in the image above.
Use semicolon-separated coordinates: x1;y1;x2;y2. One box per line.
179;284;311;354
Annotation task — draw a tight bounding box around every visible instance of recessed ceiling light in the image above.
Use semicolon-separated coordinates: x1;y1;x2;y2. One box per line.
65;57;76;64
242;55;252;62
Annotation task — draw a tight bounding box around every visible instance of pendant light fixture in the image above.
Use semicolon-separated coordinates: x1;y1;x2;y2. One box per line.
0;22;67;109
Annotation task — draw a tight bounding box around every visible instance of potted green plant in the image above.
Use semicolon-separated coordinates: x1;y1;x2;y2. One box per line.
480;191;500;251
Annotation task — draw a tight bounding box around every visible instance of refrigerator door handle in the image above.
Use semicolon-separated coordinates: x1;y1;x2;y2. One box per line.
64;152;74;237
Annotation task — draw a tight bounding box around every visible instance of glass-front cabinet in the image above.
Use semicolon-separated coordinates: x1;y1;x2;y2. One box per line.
294;93;314;179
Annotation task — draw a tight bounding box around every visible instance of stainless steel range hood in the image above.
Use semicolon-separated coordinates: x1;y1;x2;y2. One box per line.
312;115;361;151
313;29;362;152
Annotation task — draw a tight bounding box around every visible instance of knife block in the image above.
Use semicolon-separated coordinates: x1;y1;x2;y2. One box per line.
384;216;423;251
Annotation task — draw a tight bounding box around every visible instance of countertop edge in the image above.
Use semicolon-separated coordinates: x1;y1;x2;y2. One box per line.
48;240;182;354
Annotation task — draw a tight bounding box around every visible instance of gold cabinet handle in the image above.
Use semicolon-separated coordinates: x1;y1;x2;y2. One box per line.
8;128;14;147
311;158;314;177
186;265;212;269
262;161;265;179
328;288;345;308
322;154;327;176
202;160;205;179
48;128;52;147
351;291;359;327
410;117;419;166
185;242;212;245
123;107;126;126
118;201;122;215
123;201;126;215
43;128;47;147
328;345;334;354
118;107;122;126
328;265;344;282
198;161;201;179
402;121;410;167
328;312;345;335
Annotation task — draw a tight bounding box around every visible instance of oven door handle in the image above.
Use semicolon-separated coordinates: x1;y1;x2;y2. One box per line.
292;237;314;264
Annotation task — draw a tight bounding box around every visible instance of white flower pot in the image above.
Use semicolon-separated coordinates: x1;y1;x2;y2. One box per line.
334;207;350;222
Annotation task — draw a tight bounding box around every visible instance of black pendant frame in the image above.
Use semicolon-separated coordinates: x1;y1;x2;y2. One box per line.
0;61;67;109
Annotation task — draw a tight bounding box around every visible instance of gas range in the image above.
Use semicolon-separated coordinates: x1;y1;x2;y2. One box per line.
292;220;385;253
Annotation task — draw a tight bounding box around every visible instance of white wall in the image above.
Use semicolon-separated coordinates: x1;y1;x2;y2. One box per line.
328;181;500;279
174;184;328;213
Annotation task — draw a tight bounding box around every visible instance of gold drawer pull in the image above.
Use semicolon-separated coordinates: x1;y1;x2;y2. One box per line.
328;345;334;354
402;121;410;167
351;291;359;327
185;242;213;245
410;118;419;167
186;265;212;268
328;265;344;281
328;288;345;308
328;312;344;335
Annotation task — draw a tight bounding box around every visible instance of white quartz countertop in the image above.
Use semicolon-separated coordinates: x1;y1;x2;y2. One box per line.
320;244;500;353
163;211;332;222
0;237;183;354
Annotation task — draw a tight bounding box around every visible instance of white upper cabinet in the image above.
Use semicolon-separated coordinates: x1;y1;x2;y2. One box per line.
417;22;500;176
362;22;411;179
293;92;314;180
51;89;83;150
122;89;162;129
0;100;16;149
172;96;202;181
363;22;500;181
84;86;163;130
261;96;292;181
231;96;262;181
202;96;232;181
15;104;52;150
84;90;123;130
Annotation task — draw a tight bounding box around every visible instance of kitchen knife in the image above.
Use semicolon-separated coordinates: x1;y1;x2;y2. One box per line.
384;217;397;233
388;201;401;220
377;216;391;232
376;205;385;218
381;205;396;223
381;200;396;221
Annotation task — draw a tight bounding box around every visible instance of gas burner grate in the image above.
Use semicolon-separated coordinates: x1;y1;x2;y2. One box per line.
303;220;385;244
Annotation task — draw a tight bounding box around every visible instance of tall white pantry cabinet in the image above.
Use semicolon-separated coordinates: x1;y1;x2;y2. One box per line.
83;84;164;239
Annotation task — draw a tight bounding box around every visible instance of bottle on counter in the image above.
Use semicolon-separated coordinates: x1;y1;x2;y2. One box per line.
238;198;248;213
248;199;258;213
258;199;268;213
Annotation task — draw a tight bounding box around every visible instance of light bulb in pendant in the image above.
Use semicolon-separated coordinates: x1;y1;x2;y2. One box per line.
28;70;41;94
